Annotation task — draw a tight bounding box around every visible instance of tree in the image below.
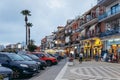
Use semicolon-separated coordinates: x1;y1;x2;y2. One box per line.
21;10;31;49
28;39;37;52
27;22;33;45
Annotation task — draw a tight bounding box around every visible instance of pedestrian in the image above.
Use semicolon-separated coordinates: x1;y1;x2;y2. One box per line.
95;53;99;62
108;53;112;62
79;52;83;63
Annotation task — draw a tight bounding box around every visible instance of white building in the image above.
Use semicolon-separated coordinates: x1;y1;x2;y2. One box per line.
0;45;4;51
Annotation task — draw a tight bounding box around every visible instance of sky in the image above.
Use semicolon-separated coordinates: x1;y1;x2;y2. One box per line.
0;0;97;46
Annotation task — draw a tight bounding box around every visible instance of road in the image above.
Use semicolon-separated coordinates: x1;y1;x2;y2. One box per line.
29;58;67;80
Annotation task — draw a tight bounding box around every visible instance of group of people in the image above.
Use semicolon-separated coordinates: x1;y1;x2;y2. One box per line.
68;50;119;64
69;51;83;63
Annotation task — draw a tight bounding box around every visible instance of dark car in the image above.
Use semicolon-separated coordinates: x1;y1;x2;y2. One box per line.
25;53;47;70
48;53;61;61
0;64;13;80
32;52;58;66
18;54;41;71
17;51;47;70
0;52;38;78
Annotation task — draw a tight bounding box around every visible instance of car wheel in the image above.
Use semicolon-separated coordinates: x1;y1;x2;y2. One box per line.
12;68;20;78
46;60;52;66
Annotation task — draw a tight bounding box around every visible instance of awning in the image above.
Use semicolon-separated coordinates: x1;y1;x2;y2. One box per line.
89;23;98;30
45;49;56;54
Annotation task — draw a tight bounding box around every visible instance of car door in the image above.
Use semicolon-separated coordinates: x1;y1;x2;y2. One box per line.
0;54;11;67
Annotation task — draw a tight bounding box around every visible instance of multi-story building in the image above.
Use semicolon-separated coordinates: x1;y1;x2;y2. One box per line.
42;0;120;60
46;35;55;49
98;0;120;57
54;26;65;50
77;4;104;58
41;37;47;51
64;19;74;56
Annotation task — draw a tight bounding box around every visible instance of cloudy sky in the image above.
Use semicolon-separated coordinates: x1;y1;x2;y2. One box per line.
0;0;97;46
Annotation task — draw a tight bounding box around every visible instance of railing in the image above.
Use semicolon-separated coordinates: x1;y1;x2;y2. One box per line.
99;28;120;37
97;0;106;5
99;5;120;21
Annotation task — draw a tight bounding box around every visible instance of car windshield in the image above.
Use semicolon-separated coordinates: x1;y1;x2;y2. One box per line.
19;55;32;61
27;54;39;60
8;54;25;61
44;53;52;57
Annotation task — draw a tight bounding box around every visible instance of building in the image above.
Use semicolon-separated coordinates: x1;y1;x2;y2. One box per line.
54;26;65;50
98;0;120;57
0;45;4;51
41;0;120;61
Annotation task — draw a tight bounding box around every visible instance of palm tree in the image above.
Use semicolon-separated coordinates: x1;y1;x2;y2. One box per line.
27;22;33;45
21;10;31;49
30;39;35;45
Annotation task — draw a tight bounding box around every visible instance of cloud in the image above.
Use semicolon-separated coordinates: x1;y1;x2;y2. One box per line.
46;0;65;9
0;0;97;46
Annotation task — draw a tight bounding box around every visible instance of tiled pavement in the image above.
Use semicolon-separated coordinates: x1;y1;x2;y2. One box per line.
55;60;120;80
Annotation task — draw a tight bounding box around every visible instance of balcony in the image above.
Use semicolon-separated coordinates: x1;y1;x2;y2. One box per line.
80;18;98;28
97;0;117;6
99;28;120;37
99;5;120;22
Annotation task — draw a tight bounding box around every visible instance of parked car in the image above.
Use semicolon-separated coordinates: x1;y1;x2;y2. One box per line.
17;51;47;70
32;52;58;66
0;52;38;78
18;54;40;71
0;64;13;80
25;54;47;70
47;53;61;61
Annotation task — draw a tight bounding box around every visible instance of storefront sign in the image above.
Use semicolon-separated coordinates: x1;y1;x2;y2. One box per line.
108;39;120;45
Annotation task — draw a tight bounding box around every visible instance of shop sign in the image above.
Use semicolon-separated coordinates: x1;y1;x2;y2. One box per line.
108;39;120;45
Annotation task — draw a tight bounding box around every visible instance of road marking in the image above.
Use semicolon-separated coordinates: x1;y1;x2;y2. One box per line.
55;62;68;80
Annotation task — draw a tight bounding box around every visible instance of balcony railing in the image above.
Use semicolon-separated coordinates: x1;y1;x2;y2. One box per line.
97;0;106;5
99;5;120;21
99;28;120;37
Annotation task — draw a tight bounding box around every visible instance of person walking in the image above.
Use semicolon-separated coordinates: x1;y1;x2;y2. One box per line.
95;53;99;62
79;52;83;63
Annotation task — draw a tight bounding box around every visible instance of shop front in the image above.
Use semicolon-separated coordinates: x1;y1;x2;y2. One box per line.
107;38;120;57
83;37;102;59
92;38;103;57
84;40;91;58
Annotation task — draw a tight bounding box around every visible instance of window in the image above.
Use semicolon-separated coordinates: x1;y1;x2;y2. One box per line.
0;55;10;61
111;4;119;14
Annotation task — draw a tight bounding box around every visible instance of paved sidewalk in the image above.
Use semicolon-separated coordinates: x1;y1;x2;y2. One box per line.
55;59;120;80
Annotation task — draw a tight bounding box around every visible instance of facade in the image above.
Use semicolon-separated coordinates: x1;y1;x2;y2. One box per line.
42;0;120;61
98;0;120;59
54;26;65;50
5;43;22;52
80;5;102;58
0;45;4;51
41;37;47;51
46;35;54;49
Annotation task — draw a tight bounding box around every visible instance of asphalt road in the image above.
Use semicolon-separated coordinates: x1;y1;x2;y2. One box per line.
29;58;67;80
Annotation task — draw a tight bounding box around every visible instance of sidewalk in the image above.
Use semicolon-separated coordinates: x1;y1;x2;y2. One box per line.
55;59;120;80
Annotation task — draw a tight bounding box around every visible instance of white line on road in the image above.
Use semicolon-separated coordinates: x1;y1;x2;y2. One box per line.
54;62;68;80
